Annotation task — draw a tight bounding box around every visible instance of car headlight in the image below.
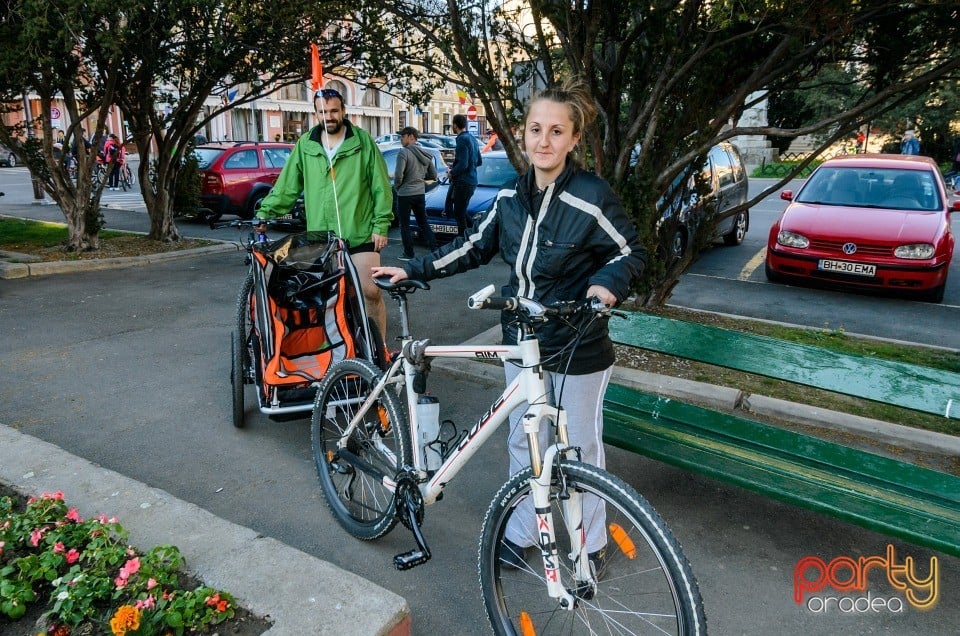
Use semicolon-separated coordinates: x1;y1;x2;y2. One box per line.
894;243;935;259
777;231;809;248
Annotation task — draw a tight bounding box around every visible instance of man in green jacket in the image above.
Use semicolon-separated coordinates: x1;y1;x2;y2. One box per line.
256;87;393;339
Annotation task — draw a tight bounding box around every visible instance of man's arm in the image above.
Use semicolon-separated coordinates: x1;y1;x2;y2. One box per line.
256;143;304;220
393;147;407;186
449;135;469;178
366;142;394;236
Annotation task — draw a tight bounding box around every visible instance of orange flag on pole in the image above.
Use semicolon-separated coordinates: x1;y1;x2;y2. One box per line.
310;43;324;90
457;88;467;105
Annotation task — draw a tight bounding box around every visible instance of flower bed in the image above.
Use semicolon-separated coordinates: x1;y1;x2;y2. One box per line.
0;486;269;635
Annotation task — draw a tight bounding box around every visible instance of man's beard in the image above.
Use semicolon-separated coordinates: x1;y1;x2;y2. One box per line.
324;119;344;135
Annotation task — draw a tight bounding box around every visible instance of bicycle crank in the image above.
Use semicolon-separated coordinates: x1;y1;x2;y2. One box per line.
393;473;431;570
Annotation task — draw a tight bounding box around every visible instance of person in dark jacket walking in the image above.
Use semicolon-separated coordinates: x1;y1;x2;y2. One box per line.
445;114;482;237
395;127;439;260
373;79;645;570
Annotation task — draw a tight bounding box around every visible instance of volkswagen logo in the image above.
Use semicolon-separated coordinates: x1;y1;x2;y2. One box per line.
842;242;857;255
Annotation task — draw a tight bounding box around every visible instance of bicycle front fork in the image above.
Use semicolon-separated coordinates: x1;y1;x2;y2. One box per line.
529;443;590;609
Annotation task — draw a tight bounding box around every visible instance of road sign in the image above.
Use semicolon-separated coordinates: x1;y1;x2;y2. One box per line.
50;107;61;119
466;105;477;121
467;121;479;137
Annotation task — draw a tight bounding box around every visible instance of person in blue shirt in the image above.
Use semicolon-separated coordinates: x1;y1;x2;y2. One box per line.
900;129;920;155
445;114;482;237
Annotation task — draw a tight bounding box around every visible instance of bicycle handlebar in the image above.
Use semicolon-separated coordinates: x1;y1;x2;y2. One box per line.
467;288;621;319
208;218;277;231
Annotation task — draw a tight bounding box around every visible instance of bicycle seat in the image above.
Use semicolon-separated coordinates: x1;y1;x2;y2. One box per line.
373;277;430;293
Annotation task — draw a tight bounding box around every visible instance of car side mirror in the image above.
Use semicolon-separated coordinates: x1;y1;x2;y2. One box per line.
780;190;793;201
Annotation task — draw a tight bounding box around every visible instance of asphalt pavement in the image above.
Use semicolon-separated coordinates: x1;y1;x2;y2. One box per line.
2;202;959;634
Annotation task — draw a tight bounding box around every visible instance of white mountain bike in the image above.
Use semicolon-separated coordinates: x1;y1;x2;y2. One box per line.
311;279;706;635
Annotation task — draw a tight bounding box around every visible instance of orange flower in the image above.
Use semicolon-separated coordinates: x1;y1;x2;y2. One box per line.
204;592;229;612
109;605;141;636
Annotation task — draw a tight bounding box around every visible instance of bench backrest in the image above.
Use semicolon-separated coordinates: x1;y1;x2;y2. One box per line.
609;312;960;419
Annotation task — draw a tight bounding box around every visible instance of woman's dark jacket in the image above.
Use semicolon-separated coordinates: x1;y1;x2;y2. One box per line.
403;159;646;374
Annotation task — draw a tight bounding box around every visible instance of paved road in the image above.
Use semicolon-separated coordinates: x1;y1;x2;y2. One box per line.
1;224;958;634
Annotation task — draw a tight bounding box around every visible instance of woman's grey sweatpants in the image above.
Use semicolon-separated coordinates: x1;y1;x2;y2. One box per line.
502;362;612;553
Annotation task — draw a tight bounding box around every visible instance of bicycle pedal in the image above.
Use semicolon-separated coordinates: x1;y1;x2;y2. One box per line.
393;549;430;570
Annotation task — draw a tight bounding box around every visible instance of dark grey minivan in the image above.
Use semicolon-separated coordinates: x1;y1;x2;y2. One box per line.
657;142;749;263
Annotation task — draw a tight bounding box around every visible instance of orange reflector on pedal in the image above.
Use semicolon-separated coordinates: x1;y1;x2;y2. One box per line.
326;450;335;463
519;611;535;636
610;522;637;559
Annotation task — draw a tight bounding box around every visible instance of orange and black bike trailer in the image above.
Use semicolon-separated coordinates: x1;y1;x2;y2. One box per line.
231;231;385;428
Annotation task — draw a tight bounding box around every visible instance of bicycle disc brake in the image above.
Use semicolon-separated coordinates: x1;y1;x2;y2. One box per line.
393;471;431;570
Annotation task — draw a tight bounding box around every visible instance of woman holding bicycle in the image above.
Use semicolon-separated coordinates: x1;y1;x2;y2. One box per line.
373;79;645;570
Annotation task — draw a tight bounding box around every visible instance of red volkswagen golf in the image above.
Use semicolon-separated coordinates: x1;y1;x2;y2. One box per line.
765;154;959;302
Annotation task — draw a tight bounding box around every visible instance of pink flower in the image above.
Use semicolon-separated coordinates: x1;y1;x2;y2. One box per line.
135;595;156;610
121;557;140;577
53;541;66;554
65;549;80;564
29;527;48;547
114;557;141;588
41;491;65;501
66;508;80;522
147;578;158;591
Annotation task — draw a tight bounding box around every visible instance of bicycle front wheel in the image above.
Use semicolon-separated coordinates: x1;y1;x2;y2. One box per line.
479;460;706;635
311;358;410;540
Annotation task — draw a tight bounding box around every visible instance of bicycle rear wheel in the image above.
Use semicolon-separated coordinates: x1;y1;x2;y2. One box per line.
236;274;254;370
230;331;245;428
311;358;409;540
479;460;706;635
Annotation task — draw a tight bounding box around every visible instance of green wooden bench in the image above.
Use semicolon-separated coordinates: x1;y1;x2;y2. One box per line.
604;313;960;558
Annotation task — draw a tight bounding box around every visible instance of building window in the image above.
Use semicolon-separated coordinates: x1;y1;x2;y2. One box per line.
362;86;380;108
398;110;407;129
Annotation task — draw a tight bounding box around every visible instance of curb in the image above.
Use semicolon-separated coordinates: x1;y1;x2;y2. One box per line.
0;425;411;636
0;243;240;279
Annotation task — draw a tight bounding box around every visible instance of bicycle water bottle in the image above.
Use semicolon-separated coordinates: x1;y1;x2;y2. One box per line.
416;395;442;471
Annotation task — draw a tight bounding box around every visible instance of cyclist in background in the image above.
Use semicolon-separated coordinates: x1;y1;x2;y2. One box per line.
373;78;645;570
103;134;125;190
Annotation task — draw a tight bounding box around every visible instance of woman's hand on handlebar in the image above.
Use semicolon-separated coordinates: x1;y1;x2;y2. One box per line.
586;284;616;307
370;265;409;283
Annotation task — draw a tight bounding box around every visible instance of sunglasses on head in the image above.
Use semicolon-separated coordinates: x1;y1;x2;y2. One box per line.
315;88;342;100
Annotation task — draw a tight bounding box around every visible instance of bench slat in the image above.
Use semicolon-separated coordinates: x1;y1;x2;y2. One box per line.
609;312;960;418
603;384;960;557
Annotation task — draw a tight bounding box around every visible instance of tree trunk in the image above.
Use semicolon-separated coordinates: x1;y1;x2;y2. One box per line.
145;184;180;243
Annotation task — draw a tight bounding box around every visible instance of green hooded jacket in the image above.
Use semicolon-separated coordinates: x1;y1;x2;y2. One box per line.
256;120;393;248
